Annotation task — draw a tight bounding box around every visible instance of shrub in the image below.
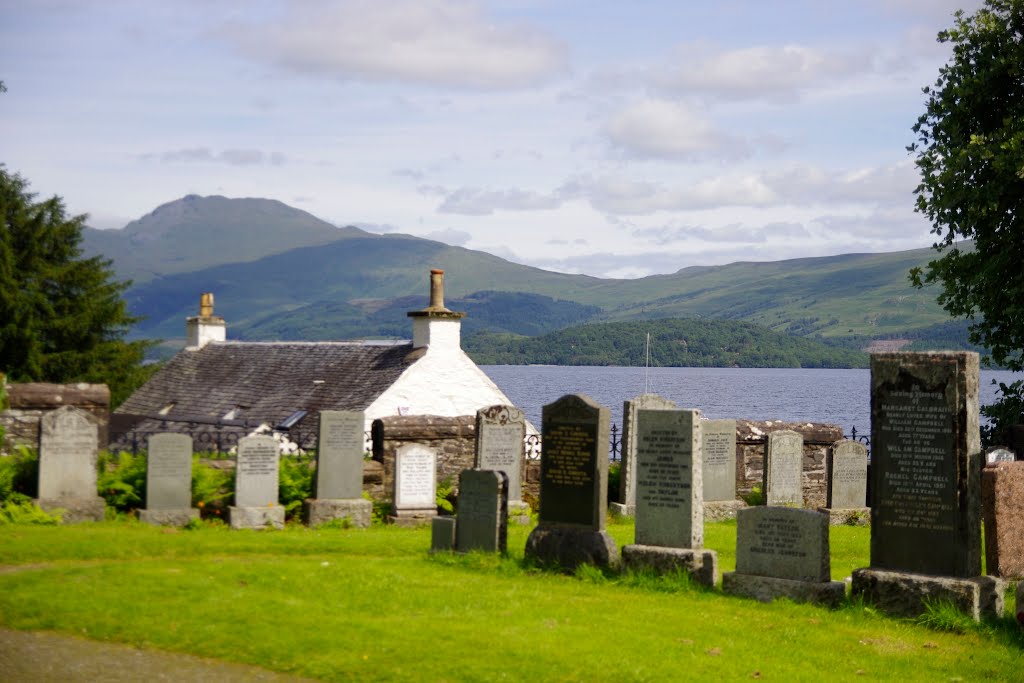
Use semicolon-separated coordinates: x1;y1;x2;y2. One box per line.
97;450;147;512
437;476;456;514
191;457;232;519
0;497;62;525
607;461;621;503
279;454;315;520
0;445;39;502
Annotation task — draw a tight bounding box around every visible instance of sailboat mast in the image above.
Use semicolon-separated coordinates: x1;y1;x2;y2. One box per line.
644;332;651;394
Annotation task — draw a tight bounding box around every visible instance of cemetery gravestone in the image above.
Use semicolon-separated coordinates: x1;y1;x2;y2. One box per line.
985;447;1016;465
305;411;372;528
820;440;869;526
981;461;1024;579
525;394;618;570
612;394;677;517
722;507;845;607
431;516;457;553
851;352;1003;621
763;430;803;507
475;405;529;524
140;433;198;526
228;435;285;530
621;409;718;587
455;469;508;553
36;406;105;522
702;419;744;521
390;443;438;526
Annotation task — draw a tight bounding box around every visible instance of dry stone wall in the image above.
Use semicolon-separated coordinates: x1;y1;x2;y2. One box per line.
372;415;476;500
1;383;110;452
736;420;844;509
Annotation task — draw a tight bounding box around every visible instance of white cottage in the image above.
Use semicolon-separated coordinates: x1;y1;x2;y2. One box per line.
114;270;520;445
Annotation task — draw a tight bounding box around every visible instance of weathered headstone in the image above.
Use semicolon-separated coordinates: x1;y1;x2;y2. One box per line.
525;394;618;570
702;418;744;521
851;352;1003;621
431;516;456;553
621;409;717;587
36;406;105;522
228;435;285;530
819;440;869;526
985;447;1016;465
455;469;508;553
763;430;803;507
304;411;372;528
981;461;1024;579
612;393;677;517
475;405;529;524
140;433;198;526
722;507;845;606
390;443;437;526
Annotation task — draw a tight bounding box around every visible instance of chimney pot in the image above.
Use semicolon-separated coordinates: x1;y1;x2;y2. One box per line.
199;292;214;317
429;270;445;310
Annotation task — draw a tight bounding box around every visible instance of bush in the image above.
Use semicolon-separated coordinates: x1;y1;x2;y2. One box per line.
192;456;232;519
0;497;62;525
0;445;39;502
607;461;621;503
97;450;148;512
279;454;315;520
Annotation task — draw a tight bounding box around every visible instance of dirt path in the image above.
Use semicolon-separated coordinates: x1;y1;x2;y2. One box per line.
0;628;323;682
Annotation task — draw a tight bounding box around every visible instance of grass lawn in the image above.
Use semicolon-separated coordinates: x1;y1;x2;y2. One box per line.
0;517;1021;682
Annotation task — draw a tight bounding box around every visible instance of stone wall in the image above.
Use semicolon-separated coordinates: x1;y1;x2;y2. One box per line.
371;415;476;500
1;383;110;452
736;419;844;509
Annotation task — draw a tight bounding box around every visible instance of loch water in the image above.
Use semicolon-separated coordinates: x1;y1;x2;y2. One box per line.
481;365;1018;437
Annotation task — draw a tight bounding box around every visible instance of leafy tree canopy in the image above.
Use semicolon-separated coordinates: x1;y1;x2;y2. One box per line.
0;168;155;406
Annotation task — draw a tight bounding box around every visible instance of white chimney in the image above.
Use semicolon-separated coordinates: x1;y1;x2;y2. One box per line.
185;292;226;350
407;269;465;351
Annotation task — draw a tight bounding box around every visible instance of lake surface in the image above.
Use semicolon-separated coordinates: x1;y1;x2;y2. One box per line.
481;365;1018;437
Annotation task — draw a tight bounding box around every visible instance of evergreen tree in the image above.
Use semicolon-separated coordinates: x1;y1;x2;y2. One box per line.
0;168;154;406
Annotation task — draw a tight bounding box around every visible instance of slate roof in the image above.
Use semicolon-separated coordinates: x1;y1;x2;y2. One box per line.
116;341;420;432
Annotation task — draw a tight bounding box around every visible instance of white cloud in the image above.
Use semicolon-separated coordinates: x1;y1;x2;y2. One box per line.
142;148;288;166
437;187;562;215
223;0;568;89
561;173;778;215
423;228;473;246
633;221;810;246
604;99;752;161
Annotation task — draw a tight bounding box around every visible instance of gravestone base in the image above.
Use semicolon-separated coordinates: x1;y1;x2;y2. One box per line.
621;544;718;588
431;517;456;553
228;505;285;530
509;500;531;525
818;507;871;526
851;568;1004;621
388;508;437;527
525;524;619;571
703;500;746;522
37;497;105;523
304;498;372;528
608;503;633;518
722;572;846;608
139;508;199;526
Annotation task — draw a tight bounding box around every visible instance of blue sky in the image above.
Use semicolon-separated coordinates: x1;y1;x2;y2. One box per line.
0;0;983;278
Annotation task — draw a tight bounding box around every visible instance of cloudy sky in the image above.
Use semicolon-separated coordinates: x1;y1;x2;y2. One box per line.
1;0;982;278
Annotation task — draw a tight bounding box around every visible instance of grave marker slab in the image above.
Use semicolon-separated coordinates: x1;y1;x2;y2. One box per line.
456;469;508;553
390;444;437;526
820;440;870;526
985;447;1016;465
476;405;529;523
229;435;285;530
305;411;372;528
431;517;456;553
702;419;737;502
36;406;105;522
613;394;676;517
763;430;803;507
981;461;1024;579
140;433;198;526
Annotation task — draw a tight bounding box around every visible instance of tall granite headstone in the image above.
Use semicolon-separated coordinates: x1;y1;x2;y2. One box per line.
621;409;718;587
140;433;198;526
612;393;677;517
455;469;509;553
981;461;1024;579
851;352;1002;621
36;406;105;522
763;430;803;507
228;435;285;530
305;411;372;528
722;507;844;606
819;440;869;526
525;394;618;570
702;419;744;521
475;405;529;523
390;443;438;526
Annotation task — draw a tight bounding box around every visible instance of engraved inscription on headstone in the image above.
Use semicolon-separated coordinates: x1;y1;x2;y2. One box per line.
702;419;737;502
146;433;193;510
827;440;868;510
986;447;1016;466
764;430;803;507
735;507;830;582
395;444;437;510
619;394;677;512
316;410;365;500
235;435;281;507
635;409;702;549
476;405;526;503
538;394;609;530
38;407;99;500
456;469;508;553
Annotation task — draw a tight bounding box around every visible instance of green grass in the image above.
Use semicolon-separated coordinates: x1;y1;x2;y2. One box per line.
0;519;1021;682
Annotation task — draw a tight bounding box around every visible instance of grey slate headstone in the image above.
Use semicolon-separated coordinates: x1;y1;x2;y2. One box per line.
635;409;703;549
475;405;526;503
702;419;737;502
734;506;831;582
538;394;609;530
869;351;981;578
456;469;508;553
146;433;193;510
234;435;281;507
619;394;677;512
764;430;803;507
38;406;99;501
394;444;437;512
315;410;365;499
827;440;868;510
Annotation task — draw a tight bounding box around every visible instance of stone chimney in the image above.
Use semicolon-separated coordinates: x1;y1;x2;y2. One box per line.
407;269;465;350
185;292;226;350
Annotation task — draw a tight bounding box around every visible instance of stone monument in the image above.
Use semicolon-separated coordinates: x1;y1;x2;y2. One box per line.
475;404;529;524
818;439;869;526
525;394;618;570
621;409;718;587
228;434;285;530
722;507;845;607
431;516;457;553
455;469;509;553
36;406;105;522
763;430;803;507
702;418;743;521
389;443;438;526
985;447;1015;465
611;393;677;517
304;410;372;528
981;461;1024;580
851;352;1003;621
140;433;198;526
